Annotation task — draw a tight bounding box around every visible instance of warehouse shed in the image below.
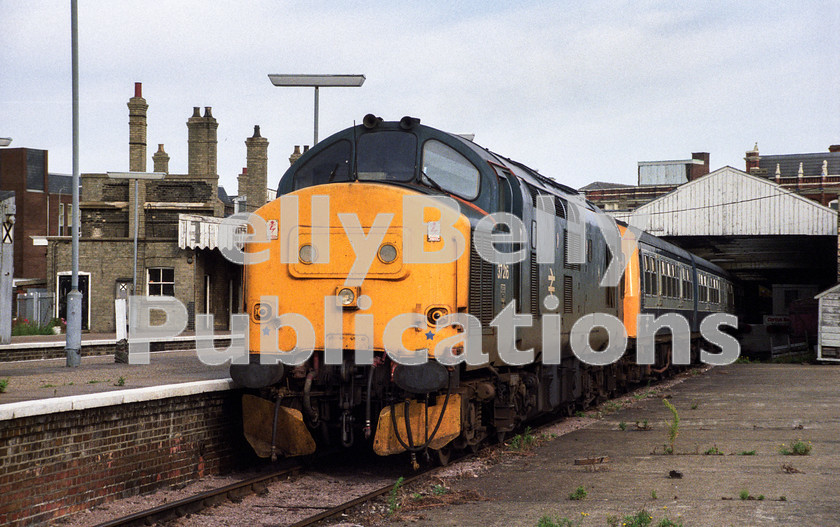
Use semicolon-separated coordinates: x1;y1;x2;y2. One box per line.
815;284;840;362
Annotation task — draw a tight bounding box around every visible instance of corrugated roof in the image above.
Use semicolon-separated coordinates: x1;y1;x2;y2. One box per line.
626;166;837;236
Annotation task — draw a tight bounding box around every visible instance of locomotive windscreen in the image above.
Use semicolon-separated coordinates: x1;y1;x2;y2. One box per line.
293;139;352;189
356;131;417;182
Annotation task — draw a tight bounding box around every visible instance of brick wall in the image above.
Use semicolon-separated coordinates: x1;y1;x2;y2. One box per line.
0;389;253;526
83;208;129;238
101;182;130;202
147;181;215;203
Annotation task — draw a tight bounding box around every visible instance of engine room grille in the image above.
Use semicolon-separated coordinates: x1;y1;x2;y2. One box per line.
530;256;539;315
564;232;581;272
563;275;573;314
469;241;495;325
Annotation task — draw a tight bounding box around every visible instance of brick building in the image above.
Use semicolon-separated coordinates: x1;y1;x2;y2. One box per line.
0;148;74;283
47;84;267;332
583;145;840;214
744;143;840;209
581;152;710;211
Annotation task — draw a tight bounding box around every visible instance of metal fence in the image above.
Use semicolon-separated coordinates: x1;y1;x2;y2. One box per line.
16;290;54;327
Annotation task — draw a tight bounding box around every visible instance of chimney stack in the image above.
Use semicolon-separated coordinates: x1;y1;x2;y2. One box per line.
689;152;710;181
245;125;269;210
745;142;760;173
289;145;303;166
152;144;170;174
128;82;148;171
187;106;218;179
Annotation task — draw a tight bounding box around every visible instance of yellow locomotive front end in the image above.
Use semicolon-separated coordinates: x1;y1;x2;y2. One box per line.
237;178;471;459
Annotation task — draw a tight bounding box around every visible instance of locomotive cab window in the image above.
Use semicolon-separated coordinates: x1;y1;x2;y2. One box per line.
293;140;352;190
357;132;417;182
421;139;480;200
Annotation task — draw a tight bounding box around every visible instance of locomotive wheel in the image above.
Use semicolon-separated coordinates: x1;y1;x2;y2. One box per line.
433;446;452;466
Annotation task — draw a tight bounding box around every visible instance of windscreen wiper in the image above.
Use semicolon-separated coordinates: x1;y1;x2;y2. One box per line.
420;170;446;193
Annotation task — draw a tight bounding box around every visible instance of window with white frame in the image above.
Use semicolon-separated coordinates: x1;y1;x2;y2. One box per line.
147;268;175;296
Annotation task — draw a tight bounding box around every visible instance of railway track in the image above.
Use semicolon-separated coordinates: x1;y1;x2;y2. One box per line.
92;371;696;527
93;463;304;527
93;421;561;527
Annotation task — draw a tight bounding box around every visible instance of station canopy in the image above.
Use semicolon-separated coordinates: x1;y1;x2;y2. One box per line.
614;167;838;284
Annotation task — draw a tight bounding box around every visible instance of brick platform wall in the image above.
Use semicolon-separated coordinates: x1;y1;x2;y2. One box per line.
0;388;253;526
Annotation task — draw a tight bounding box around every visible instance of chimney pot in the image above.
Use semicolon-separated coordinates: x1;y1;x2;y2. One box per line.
192;107;201;118
253;125;261;138
134;82;142;98
204;106;213;118
303;145;310;152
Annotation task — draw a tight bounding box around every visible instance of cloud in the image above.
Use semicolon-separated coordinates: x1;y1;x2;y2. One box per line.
1;0;837;195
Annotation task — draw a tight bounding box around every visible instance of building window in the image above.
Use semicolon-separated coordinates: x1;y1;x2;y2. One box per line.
148;268;175;296
58;203;65;235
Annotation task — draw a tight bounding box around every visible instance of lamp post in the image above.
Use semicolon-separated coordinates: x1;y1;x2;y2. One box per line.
66;0;81;367
107;172;165;296
267;74;365;146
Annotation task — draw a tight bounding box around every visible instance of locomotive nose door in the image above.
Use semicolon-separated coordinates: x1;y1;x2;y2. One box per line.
492;167;520;317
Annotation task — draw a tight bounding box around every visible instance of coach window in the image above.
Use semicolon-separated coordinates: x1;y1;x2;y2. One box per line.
293;140;352;190
644;255;657;296
358;132;417;182
421;140;480;200
148;268;175;296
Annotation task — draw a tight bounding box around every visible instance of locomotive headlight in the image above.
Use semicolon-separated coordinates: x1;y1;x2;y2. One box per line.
299;244;315;264
253;302;272;321
338;288;356;306
377;243;398;263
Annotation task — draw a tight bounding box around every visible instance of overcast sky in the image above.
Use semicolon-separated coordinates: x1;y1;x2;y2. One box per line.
2;1;838;195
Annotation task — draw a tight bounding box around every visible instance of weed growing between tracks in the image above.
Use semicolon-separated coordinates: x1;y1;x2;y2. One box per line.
376;477;488;523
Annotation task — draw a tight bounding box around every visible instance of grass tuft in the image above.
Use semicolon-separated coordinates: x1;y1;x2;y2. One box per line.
568;485;587;501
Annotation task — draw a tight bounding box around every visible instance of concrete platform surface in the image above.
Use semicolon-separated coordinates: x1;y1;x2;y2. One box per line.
394;364;840;527
0;349;229;404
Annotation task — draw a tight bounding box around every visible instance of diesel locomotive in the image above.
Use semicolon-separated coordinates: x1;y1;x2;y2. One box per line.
230;115;735;464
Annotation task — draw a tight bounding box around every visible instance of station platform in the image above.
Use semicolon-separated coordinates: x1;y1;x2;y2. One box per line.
393;363;840;527
0;333;231;405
